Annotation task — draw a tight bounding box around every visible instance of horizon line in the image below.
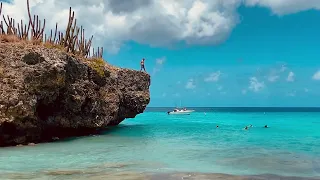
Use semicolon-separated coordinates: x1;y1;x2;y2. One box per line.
145;107;320;112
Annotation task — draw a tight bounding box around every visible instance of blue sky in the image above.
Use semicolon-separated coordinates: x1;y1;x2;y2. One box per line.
105;6;320;107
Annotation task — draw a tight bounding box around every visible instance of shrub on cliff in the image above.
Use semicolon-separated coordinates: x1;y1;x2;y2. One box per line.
0;0;104;61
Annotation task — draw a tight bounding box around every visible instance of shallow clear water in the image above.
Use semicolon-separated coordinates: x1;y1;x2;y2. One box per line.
1;112;320;179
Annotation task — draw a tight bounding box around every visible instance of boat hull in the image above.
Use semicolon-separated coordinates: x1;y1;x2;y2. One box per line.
167;110;194;115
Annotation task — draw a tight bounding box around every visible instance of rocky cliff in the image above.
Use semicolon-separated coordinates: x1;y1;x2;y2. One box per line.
0;43;150;147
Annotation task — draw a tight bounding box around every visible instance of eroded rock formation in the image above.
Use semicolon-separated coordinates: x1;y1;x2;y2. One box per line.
0;43;150;146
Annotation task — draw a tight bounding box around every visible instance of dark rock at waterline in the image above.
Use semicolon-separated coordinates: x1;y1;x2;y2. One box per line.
0;43;150;147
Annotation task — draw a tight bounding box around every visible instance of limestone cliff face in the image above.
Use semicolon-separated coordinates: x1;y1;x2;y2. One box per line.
0;43;150;147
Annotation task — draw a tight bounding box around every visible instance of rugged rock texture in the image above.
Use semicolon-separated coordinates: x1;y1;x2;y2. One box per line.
0;43;150;147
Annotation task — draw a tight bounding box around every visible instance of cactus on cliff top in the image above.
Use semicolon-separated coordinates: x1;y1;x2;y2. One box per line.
0;0;103;59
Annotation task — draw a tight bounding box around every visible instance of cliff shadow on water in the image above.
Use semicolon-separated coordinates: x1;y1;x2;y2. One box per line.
0;1;150;147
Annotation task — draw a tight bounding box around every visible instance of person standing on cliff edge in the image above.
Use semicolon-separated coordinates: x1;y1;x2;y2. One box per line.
140;58;146;72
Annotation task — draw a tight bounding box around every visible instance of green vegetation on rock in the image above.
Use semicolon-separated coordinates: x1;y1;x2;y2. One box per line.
88;58;106;77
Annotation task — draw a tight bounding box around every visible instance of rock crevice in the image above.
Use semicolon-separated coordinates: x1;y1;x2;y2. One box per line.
0;43;150;147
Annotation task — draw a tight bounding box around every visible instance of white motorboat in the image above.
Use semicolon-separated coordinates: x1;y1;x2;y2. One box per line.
167;108;195;115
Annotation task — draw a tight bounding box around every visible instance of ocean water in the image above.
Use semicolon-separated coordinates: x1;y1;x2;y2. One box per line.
0;111;320;179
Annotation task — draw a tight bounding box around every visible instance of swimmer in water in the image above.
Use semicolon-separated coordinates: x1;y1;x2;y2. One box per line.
244;126;248;130
264;125;268;128
216;125;219;128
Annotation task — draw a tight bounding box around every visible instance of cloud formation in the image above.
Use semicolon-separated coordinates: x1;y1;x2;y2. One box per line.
185;79;196;89
1;0;240;53
2;0;320;53
248;77;264;92
287;71;295;82
152;57;166;75
264;63;287;82
312;70;320;80
108;0;153;14
245;0;320;15
267;74;279;82
204;71;221;82
156;57;166;65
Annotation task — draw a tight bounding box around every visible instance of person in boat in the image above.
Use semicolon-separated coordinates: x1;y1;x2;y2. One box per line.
140;58;146;72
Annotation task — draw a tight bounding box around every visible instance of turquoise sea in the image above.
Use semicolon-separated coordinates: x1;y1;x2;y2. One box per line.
1;110;320;179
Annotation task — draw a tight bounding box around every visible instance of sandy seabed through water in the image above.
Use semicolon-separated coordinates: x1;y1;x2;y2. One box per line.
1;161;320;180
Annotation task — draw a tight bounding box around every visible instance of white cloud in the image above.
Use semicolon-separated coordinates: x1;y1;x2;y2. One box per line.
204;71;221;82
2;0;320;53
265;63;286;82
152;56;166;75
248;77;264;92
245;0;320;15
280;64;287;72
1;0;241;54
185;79;196;89
156;57;166;65
287;71;295;82
312;70;320;80
267;74;279;82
